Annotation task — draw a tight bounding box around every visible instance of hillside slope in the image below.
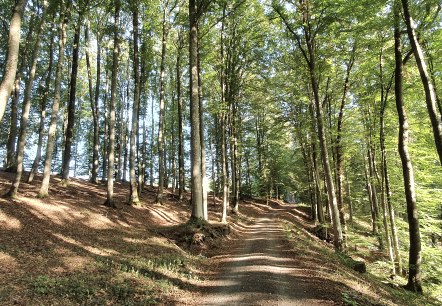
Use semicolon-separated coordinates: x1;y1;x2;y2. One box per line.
0;171;436;305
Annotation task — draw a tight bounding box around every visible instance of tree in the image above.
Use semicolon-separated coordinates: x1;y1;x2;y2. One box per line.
401;0;442;167
189;0;204;220
38;0;71;198
129;4;141;205
5;2;47;198
0;0;27;122
104;0;121;208
394;0;422;292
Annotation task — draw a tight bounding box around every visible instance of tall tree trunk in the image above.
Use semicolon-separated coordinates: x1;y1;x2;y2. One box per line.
197;41;208;220
38;1;70;198
85;22;100;183
28;17;56;183
0;0;27;122
401;0;442;166
129;7;140;205
61;10;84;184
335;47;354;246
177;35;185;201
6;4;46;197
379;51;396;273
220;4;228;223
189;0;204;220
101;72;109;182
310;53;343;251
394;3;422;292
156;5;168;204
105;0;120;208
150;90;155;187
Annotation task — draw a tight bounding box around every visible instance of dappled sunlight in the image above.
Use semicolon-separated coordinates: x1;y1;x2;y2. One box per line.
52;233;119;257
0;251;19;272
0;209;22;230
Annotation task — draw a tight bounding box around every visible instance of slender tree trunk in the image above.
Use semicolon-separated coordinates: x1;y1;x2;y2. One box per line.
105;0;120;208
38;1;70;198
61;10;84;184
102;73;109;182
129;7;140;205
189;0;204;220
335;48;354;246
394;3;422;292
379;51;396;273
6;4;46;197
197;41;209;220
311;59;343;251
0;0;27;122
176;37;185;201
220;4;228;223
123;75;130;181
150;91;155;187
28;18;55;183
401;0;442;166
156;6;168;204
85;22;100;183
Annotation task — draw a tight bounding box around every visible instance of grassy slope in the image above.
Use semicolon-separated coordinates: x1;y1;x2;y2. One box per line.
0;171;439;305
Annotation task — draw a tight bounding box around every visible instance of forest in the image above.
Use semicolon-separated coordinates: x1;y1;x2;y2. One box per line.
0;0;441;304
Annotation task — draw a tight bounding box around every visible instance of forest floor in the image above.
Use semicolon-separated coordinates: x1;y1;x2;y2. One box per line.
0;170;437;305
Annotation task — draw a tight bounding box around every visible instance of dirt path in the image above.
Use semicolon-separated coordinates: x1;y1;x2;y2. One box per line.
202;212;339;306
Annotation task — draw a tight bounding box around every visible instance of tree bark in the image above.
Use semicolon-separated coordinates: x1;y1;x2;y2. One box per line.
28;17;56;183
129;7;140;205
104;0;121;208
38;1;70;198
0;0;27;122
156;5;168;204
85;22;100;183
394;3;422;292
189;0;204;220
176;33;185;202
61;9;84;184
401;0;442;166
6;4;46;197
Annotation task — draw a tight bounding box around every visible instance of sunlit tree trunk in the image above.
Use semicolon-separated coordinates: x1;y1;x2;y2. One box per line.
129;7;140;205
4;14;35;172
84;22;100;183
176;34;185;201
156;4;168;204
104;0;120;208
394;2;422;292
0;0;27;122
401;0;442;166
28;17;55;183
38;1;70;198
189;0;204;220
6;4;46;197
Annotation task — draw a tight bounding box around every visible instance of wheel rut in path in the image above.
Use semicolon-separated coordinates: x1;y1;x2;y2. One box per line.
202;213;338;305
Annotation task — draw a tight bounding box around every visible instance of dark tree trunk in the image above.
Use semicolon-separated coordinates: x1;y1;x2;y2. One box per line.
129;7;140;205
61;10;84;184
394;3;422;292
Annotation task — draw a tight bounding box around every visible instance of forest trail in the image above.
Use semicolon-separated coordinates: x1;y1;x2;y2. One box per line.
202;210;337;306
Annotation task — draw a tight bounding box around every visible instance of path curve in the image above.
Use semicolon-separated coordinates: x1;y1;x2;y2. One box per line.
202;212;338;305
